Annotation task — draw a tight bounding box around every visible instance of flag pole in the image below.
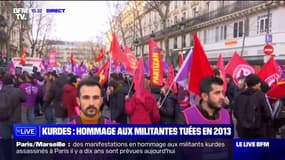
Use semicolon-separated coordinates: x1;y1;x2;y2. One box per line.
158;81;175;109
107;53;112;84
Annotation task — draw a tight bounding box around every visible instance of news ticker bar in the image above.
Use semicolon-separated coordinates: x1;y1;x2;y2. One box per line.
13;124;233;139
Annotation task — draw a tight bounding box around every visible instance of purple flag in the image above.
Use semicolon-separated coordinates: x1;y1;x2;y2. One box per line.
163;60;169;73
144;57;150;76
276;60;285;79
174;49;193;88
75;63;88;77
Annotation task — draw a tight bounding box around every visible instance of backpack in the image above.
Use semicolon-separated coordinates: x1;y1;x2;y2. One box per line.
0;89;12;121
234;94;261;129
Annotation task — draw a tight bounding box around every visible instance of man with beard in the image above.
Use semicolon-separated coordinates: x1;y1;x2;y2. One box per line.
72;78;110;124
183;77;231;124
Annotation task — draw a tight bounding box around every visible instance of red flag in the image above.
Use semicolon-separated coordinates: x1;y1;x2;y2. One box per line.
224;52;255;85
133;56;145;102
267;79;285;98
165;65;178;94
96;61;110;86
257;56;281;86
124;45;137;75
216;53;227;93
19;50;26;66
49;51;57;67
189;33;214;95
149;38;163;86
95;48;104;62
70;53;75;64
178;51;184;68
109;33;128;66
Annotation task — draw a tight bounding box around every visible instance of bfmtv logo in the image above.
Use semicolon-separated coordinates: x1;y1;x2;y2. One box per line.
233;64;255;84
265;73;280;86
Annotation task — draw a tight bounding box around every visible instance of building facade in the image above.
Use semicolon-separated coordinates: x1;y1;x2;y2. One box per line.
108;1;285;69
43;40;100;64
0;1;30;65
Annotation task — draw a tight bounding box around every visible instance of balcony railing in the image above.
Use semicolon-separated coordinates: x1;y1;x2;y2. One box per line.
188;1;267;27
137;1;267;45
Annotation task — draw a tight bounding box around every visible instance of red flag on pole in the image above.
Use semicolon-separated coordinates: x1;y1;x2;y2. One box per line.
95;48;104;62
267;79;285;98
133;56;145;102
19;50;26;66
224;52;255;85
148;38;163;86
96;61;110;86
165;65;178;94
216;53;227;93
109;33;128;66
49;51;57;67
188;33;214;95
124;45;137;75
257;56;281;86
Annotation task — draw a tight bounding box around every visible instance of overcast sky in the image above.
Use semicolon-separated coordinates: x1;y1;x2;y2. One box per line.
38;1;126;43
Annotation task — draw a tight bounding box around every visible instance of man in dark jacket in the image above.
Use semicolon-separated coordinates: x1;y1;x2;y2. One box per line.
0;75;26;139
158;87;177;124
234;74;272;138
106;80;128;123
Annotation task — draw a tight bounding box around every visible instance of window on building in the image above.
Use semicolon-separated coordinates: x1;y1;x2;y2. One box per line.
193;7;198;17
215;26;219;42
204;30;207;44
182;12;186;21
233;21;243;38
206;2;210;13
220;25;227;40
257;13;272;34
182;35;186;48
174;16;178;23
174;37;177;49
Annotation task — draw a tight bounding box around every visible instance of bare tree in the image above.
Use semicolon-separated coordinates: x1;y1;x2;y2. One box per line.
130;1;145;54
106;1;127;46
25;1;54;57
145;1;171;63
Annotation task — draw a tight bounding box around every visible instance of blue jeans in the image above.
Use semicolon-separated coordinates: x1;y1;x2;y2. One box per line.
44;107;56;124
21;106;35;124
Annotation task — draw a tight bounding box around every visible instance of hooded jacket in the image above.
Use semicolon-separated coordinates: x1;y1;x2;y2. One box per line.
62;83;78;117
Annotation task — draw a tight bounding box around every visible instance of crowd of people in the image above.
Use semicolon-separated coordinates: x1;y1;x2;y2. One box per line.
0;67;285;139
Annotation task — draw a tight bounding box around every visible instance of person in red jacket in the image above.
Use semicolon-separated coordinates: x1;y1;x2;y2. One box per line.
125;86;160;124
62;75;78;121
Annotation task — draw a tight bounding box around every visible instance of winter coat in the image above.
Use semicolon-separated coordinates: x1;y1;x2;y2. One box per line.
19;82;39;107
159;95;177;124
1;85;26;123
108;89;128;123
125;88;160;124
62;84;78;118
234;88;272;138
